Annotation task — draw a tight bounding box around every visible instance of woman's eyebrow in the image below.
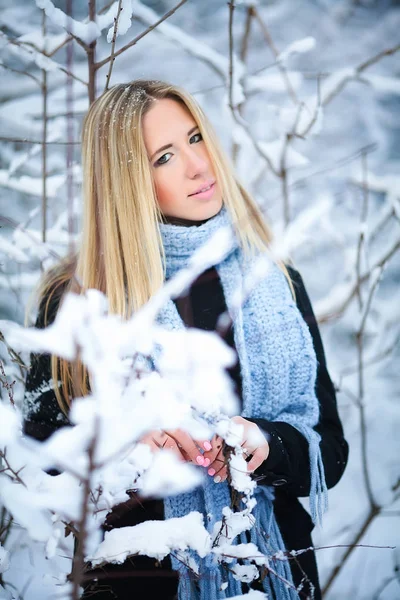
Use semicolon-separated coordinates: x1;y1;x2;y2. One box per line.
150;125;199;161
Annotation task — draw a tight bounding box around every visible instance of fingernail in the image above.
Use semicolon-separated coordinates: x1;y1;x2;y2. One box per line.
203;441;212;451
208;468;216;476
214;475;221;483
203;458;211;467
196;455;205;465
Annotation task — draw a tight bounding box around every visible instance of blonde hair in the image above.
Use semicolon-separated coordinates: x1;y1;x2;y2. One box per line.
35;79;289;413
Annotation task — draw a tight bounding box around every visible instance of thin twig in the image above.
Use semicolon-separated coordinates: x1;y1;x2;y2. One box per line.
322;504;381;595
0;361;15;406
104;0;123;91
355;151;369;310
318;237;400;323
227;1;236;113
0;450;27;487
240;5;254;63
0;62;41;86
340;333;400;378
0;136;80;145
70;421;99;600
41;9;48;245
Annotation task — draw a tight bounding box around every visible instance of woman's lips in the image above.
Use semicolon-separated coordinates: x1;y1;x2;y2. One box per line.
188;182;216;200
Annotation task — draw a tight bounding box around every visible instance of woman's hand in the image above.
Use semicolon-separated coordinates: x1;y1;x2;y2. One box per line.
203;416;270;482
139;429;213;467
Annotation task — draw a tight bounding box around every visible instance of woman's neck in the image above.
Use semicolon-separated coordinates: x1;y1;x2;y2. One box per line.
162;208;222;228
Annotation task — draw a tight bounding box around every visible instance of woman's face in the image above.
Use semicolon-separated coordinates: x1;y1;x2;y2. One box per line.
142;98;223;220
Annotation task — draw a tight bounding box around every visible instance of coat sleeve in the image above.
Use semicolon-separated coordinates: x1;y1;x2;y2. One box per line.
23;291;71;442
248;266;349;496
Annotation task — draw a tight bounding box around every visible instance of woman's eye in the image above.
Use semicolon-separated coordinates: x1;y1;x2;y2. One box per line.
155;152;172;166
190;132;203;144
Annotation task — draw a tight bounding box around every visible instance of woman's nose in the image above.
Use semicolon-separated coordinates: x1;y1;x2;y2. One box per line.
184;148;208;178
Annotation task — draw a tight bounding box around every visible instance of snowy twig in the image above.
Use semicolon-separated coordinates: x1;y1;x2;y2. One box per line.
252;6;299;105
0;33;87;86
0;332;27;377
0;361;15;407
323;43;400;108
94;0;189;71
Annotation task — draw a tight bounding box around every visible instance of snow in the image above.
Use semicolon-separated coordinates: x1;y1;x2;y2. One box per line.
35;0;101;46
0;545;10;575
228;450;256;495
88;511;211;566
139;450;203;498
213;542;268;566
258;137;309;172
231;563;259;583
277;36;316;63
225;591;266;599
106;0;134;44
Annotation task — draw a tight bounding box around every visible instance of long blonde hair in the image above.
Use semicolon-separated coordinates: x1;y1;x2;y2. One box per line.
36;79;287;413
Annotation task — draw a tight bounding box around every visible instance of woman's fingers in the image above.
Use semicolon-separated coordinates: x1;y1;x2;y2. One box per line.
203;435;224;465
164;429;209;466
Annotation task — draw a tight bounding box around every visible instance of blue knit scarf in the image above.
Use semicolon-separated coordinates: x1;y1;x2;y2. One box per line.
157;207;327;599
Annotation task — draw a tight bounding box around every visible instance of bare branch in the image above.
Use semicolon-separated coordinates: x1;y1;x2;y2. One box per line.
0;136;80;145
322;504;380;595
318;237;400;323
340;333;400;378
87;0;97;104
41;9;48;245
355;151;370;310
239;5;254;63
104;0;123;91
0;62;41;86
227;1;236;113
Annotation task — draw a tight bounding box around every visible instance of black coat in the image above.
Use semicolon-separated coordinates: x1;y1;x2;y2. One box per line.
23;265;348;600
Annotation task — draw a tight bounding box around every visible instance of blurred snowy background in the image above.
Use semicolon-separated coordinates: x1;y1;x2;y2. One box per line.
0;0;399;598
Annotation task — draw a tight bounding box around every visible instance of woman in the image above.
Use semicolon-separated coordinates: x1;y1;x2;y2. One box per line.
23;80;349;599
